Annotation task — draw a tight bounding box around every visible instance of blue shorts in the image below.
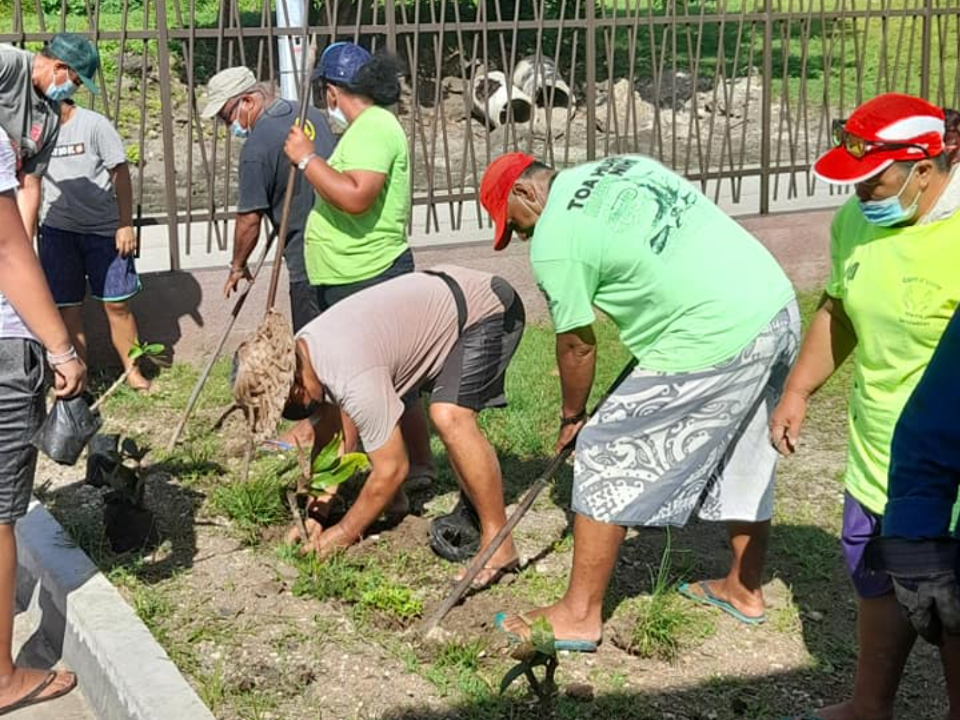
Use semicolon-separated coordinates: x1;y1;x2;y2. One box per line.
841;493;894;599
39;225;141;306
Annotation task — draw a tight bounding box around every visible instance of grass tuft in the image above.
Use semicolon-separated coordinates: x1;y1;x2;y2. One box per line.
210;475;287;544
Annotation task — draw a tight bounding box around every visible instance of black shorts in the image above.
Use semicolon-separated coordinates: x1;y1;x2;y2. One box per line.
0;339;45;524
429;278;525;411
313;248;415;312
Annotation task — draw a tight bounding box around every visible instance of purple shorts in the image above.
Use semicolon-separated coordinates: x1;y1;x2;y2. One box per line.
841;492;894;598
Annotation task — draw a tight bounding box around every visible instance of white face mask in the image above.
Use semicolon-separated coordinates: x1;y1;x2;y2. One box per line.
328;106;348;130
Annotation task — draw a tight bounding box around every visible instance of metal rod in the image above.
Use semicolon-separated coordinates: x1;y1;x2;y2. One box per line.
264;15;315;313
155;0;182;271
419;357;639;637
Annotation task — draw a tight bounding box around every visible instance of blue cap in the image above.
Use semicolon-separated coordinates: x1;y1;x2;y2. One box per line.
313;42;372;86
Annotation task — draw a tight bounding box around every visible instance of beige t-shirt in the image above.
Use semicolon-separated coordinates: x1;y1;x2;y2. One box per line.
297;264;509;451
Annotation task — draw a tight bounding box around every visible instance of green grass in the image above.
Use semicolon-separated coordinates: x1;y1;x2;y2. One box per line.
624;535;715;661
210;473;288;543
279;546;425;625
425;640;494;700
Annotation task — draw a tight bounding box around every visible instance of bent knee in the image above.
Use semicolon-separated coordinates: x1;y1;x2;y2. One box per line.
429;402;477;434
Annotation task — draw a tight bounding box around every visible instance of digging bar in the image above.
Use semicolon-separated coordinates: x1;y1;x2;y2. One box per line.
418;357;639;637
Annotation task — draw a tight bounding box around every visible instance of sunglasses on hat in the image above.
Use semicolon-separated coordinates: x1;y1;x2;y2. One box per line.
831;118;930;160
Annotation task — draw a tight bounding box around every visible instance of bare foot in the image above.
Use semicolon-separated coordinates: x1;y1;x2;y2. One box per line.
125;367;151;392
498;601;602;644
0;667;77;712
682;577;765;619
454;555;520;589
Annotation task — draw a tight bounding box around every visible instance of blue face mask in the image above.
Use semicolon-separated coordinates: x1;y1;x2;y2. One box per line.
859;166;922;227
45;78;76;102
230;119;250;139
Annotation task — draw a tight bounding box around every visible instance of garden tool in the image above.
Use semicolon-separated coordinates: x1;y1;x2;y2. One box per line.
419;357;639;636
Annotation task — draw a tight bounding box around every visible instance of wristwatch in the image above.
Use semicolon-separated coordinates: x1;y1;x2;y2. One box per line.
297;152;316;172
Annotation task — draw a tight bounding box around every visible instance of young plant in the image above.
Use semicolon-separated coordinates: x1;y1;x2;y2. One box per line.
92;339;165;411
499;615;559;706
304;432;370;495
287;432;370;540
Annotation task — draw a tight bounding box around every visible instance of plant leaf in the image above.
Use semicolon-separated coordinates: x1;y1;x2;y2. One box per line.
499;661;529;695
310;454;368;492
127;345;145;360
143;343;165;355
530;616;557;657
311;432;342;473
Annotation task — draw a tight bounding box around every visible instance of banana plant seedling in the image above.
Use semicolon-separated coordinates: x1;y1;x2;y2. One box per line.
91;340;165;412
288;432;370;538
499;616;559;706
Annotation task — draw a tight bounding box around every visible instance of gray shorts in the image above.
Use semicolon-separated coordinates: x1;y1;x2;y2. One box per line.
572;301;801;527
429;278;525;411
0;339;46;523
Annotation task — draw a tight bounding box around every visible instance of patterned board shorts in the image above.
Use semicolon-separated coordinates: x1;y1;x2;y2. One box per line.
572;301;801;527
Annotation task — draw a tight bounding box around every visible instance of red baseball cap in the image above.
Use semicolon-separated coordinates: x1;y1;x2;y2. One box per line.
814;93;945;184
480;152;536;250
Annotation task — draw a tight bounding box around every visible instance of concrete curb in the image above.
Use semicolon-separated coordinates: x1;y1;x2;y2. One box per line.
15;499;215;720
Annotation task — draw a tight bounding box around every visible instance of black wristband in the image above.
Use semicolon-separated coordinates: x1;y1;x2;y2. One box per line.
560;410;587;427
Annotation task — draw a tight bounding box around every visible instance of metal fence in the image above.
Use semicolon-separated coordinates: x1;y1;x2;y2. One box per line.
4;0;959;270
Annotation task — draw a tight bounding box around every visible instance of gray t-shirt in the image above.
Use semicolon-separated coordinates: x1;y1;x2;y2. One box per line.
237;99;336;284
0;45;60;341
41;106;127;235
297;264;508;451
0;44;60;176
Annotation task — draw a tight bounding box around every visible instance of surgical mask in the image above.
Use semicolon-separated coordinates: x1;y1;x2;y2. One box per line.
859;166;922;227
230;119;250;139
45;78;76;102
328;106;348;130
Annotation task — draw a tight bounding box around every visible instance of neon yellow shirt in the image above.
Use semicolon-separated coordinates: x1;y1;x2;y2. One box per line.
304;105;410;285
828;197;960;514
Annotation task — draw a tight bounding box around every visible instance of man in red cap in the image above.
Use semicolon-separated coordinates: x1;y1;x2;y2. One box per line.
770;92;960;719
480;152;798;651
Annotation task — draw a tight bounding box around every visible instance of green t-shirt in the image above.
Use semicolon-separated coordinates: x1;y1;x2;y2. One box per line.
304;105;410;285
530;156;795;372
827;197;960;514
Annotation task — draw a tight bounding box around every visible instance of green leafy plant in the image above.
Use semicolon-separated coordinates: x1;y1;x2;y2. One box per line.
92;339;165;411
499;616;559;705
305;432;370;495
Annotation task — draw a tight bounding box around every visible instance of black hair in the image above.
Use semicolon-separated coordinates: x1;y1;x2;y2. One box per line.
341;52;403;107
39;46;57;60
944;107;960;133
520;160;554;178
893;153;949;176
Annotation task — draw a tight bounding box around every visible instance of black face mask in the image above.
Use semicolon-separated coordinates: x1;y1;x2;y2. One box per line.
282;399;319;422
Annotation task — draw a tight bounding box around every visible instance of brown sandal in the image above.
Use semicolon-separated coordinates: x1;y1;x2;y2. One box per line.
0;670;77;716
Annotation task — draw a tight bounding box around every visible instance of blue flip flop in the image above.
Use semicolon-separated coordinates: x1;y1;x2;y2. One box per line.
493;612;600;653
677;581;766;625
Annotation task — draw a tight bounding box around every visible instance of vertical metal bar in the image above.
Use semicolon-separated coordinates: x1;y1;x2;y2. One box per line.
920;0;932;98
585;0;597;160
155;0;182;271
386;0;397;54
759;0;773;215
